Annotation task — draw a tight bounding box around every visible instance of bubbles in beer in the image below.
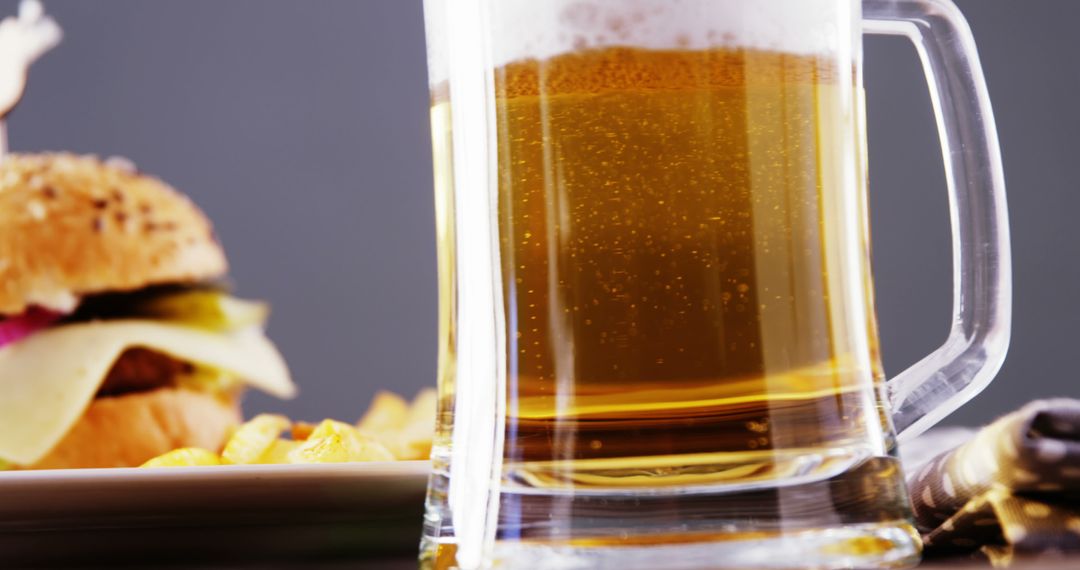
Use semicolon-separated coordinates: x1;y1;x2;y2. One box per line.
489;46;883;478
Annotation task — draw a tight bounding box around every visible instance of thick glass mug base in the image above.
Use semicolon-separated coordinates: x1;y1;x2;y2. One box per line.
420;452;921;570
478;524;917;570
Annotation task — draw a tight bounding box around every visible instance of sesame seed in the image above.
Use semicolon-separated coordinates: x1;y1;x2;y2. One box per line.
27;201;46;220
104;156;137;174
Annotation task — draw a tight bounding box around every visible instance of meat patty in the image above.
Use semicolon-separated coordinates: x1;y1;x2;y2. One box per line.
97;348;193;396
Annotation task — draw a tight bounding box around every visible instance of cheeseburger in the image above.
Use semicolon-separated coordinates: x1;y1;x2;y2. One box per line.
0;153;295;469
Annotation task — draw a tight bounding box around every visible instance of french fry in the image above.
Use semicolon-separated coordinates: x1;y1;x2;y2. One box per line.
357;391;409;433
141;447;223;468
291;421;317;441
258;439;302;464
406;389;437;431
222;414;290;464
394;437;433;460
140;389;435;467
355;389;438;460
287;433;354;464
288;419;395;464
307;418;360;441
356;391;412;459
395;389;437;460
353;389;437;460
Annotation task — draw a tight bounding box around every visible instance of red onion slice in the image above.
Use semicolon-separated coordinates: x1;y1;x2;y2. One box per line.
0;307;64;349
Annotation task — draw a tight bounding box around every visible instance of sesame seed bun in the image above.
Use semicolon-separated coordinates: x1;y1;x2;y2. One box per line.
0;153;227;314
28;388;240;469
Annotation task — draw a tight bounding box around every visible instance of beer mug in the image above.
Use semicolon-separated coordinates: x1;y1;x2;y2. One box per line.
421;0;1010;567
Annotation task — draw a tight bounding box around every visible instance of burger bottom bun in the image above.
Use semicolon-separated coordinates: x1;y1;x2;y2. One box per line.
29;388;240;469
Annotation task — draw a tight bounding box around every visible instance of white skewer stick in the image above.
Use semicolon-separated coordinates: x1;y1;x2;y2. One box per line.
0;0;62;157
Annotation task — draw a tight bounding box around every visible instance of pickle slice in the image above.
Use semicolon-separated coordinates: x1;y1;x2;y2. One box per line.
132;290;269;331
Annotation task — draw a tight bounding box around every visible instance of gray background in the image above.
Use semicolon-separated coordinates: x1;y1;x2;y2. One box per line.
2;1;1074;427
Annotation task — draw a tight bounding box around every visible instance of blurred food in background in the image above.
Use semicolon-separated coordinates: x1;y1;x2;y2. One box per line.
143;389;436;466
0;4;431;474
0;153;295;469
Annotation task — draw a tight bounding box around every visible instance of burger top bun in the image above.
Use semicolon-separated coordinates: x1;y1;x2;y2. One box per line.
0;153;228;314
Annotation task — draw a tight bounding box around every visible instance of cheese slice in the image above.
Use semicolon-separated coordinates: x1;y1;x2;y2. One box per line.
0;320;296;465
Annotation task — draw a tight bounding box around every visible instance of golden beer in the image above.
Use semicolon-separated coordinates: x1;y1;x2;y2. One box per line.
489;46;890;488
425;46;914;562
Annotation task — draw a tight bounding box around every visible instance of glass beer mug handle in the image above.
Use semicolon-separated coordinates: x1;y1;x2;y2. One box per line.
863;0;1011;442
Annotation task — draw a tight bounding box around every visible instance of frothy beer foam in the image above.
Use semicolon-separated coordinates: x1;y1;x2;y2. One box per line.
424;0;853;83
